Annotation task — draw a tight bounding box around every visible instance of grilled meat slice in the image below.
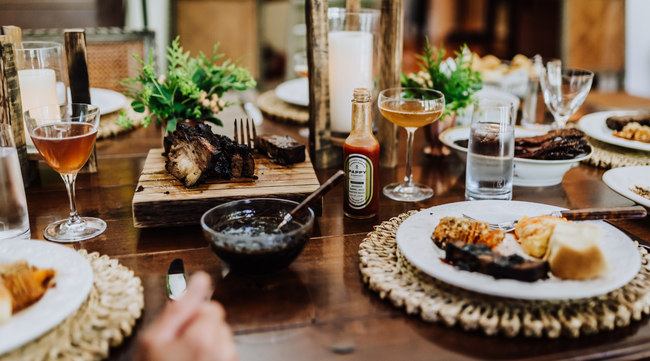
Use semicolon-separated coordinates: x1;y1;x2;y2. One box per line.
211;133;255;179
515;129;584;146
515;129;590;160
165;123;221;188
445;241;549;282
165;122;256;187
606;114;650;131
255;135;306;165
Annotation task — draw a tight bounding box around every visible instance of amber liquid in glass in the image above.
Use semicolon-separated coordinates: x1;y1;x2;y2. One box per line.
379;101;444;128
32;123;97;174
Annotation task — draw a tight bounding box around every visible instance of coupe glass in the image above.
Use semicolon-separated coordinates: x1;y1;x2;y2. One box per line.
16;42;68;145
24;104;105;242
538;60;594;129
378;88;445;202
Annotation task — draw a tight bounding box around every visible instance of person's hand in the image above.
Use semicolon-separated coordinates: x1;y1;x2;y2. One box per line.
134;271;238;361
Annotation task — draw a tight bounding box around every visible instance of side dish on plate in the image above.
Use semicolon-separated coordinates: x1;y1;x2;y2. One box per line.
432;215;608;282
0;260;56;325
454;128;590;161
607;112;650;143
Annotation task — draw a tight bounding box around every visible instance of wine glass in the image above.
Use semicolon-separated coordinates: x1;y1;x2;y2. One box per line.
24;104;105;242
538;60;594;129
378;88;445;202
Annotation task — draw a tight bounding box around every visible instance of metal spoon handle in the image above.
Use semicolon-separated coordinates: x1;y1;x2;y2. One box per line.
277;170;345;229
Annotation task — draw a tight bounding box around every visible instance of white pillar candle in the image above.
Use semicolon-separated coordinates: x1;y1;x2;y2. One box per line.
328;31;373;134
18;69;59;145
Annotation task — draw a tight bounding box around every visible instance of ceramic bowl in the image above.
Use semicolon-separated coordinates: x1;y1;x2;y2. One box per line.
439;126;593;187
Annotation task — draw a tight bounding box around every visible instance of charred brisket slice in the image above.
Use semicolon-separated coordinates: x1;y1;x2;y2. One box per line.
165;123;221;188
514;129;590;160
255;135;306;165
211;133;255;179
606;114;650;131
445;241;549;282
165;123;256;187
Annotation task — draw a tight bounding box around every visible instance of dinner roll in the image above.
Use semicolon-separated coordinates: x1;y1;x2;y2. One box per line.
0;283;11;325
544;223;608;280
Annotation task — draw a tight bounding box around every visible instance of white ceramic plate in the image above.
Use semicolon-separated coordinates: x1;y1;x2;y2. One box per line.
579;110;650;151
275;78;309;107
63;88;127;115
439;127;593;187
91;88;127;115
603;166;650;208
0;240;93;355
396;200;641;300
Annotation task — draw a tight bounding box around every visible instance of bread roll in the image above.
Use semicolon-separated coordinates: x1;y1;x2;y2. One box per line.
0;283;11;325
544;223;608;280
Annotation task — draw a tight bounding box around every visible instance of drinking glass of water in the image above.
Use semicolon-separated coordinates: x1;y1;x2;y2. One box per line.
0;124;30;240
465;99;515;201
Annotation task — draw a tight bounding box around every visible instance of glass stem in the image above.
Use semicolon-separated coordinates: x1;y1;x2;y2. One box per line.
403;128;416;188
555;114;571;129
61;173;83;226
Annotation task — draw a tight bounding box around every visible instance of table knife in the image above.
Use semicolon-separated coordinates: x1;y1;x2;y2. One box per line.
167;258;187;300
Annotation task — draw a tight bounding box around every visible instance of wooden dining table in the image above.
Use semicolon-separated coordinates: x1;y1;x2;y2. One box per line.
23;92;650;361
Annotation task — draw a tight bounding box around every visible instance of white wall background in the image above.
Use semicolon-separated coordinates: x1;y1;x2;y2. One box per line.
626;0;650;98
125;0;171;74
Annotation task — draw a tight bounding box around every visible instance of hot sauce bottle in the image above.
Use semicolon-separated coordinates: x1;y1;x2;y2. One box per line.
344;88;379;219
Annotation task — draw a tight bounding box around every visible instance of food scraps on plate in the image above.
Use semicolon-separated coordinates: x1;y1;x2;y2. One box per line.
0;260;56;325
431;215;608;282
607;113;650;144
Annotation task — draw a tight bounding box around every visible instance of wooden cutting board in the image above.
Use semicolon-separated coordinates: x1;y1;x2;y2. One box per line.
132;148;322;228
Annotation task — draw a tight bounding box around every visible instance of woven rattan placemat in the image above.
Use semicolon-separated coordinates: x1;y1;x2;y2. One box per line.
583;136;650;169
0;250;144;361
256;90;308;126
359;211;650;338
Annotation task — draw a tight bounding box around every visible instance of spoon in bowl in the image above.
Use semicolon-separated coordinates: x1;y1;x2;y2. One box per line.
277;170;345;229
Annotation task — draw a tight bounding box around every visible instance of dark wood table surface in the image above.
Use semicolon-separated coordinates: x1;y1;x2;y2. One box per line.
23;99;650;361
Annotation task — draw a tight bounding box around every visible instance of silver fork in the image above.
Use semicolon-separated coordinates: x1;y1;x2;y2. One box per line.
462;213;519;232
463;206;647;233
233;118;257;149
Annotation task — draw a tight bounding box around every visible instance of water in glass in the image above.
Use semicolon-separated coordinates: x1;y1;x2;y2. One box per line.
465;123;514;201
0;147;29;240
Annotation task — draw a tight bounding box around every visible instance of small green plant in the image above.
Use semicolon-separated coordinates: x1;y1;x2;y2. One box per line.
118;36;256;134
401;38;482;118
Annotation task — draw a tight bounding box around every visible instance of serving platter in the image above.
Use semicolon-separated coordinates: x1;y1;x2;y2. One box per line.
132;148;322;228
396;200;641;300
439;127;592;186
0;240;93;355
603;166;650;208
579;110;650;151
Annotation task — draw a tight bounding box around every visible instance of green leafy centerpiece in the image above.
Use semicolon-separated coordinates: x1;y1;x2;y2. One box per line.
401;39;482;119
118;36;256;134
401;39;482;156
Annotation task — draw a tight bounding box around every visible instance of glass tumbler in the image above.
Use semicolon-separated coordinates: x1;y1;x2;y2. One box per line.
465;99;515;201
0;124;30;240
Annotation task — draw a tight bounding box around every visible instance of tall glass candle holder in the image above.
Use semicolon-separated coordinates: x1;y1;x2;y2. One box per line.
328;8;379;143
16;42;68;146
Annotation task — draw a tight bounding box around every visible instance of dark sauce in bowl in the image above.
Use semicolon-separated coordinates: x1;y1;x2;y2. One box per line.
206;217;311;275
